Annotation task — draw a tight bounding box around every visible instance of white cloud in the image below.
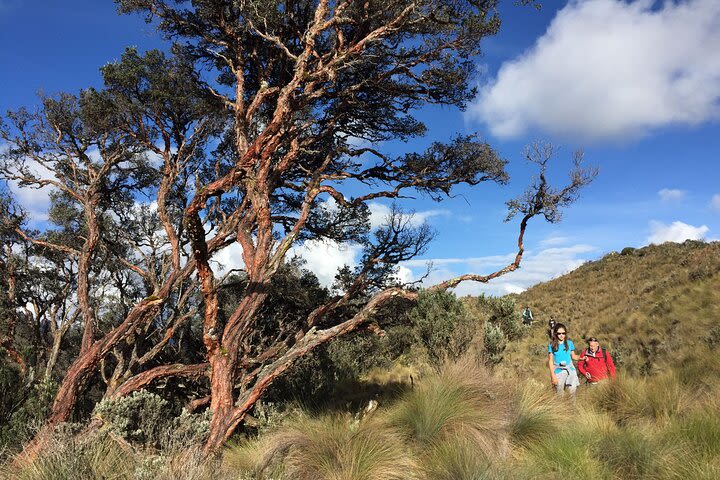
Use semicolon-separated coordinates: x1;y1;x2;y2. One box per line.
367;202;449;230
400;244;596;296
658;188;686;202
711;194;720;211
470;0;720;141
290;239;362;287
5;159;55;223
647;220;709;244
540;235;571;247
213;241;246;275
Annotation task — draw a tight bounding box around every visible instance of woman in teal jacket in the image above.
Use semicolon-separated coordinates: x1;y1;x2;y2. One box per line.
548;323;581;396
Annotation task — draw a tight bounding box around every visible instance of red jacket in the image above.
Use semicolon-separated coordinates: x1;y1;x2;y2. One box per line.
578;347;616;382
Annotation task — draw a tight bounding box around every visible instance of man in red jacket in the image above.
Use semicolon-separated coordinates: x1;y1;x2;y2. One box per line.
578;337;616;383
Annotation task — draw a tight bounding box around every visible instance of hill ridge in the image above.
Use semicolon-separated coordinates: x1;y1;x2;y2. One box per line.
498;239;720;377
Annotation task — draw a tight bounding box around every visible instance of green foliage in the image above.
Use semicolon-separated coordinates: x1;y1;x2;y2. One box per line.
482;322;506;365
472;294;525;366
406;290;476;367
0;377;56;451
487;297;524;341
94;390;210;448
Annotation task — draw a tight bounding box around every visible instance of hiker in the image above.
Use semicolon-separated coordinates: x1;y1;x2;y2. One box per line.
578;336;616;384
522;306;534;326
548;323;580;396
547;317;556;340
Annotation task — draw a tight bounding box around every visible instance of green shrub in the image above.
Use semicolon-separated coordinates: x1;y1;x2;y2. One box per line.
94;390;210;448
0;377;56;451
482;322;506;365
407;290;476;367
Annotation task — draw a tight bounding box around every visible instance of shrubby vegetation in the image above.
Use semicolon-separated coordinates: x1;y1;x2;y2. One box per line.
94;390;211;448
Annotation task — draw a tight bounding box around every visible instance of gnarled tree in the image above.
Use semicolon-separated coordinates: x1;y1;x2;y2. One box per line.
3;0;596;457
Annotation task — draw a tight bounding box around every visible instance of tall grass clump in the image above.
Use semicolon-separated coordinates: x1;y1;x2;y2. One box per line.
508;381;562;449
228;413;417;480
387;360;510;457
675;407;720;458
589;373;688;424
420;435;493;480
520;429;609;479
591;427;663;479
5;433;137;480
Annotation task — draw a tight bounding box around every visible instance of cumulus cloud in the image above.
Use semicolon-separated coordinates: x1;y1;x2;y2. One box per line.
470;0;720;141
647;220;709;244
4;158;55;223
658;188;686;202
401;244;596;296
290;239;362;287
711;194;720;211
540;235;571;247
367;202;450;230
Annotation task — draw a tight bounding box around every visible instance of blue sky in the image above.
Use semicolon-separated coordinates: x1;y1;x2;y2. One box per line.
2;0;719;295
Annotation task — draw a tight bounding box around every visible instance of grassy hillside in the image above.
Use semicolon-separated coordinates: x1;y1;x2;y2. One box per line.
497;240;720;379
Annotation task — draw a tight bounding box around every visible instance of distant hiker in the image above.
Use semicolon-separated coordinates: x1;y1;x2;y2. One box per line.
522;306;534;326
547;317;557;340
578;337;616;384
548;323;580;396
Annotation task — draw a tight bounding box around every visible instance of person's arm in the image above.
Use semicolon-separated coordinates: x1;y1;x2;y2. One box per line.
606;350;617;379
548;352;558;386
577;352;589;378
570;347;581;362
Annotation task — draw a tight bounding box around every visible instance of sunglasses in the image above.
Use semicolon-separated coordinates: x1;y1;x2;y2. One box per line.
556;332;567;335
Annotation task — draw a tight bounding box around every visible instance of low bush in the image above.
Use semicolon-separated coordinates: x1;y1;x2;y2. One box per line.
94;390;210;449
406;290;476;367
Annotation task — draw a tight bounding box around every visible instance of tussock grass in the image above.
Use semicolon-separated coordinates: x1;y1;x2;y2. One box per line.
592;427;664;479
5;434;136;480
520;429;609;478
387;359;510;457
229;413;418;480
589;373;689;424
420;435;493;480
508;380;562;449
3;364;719;480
